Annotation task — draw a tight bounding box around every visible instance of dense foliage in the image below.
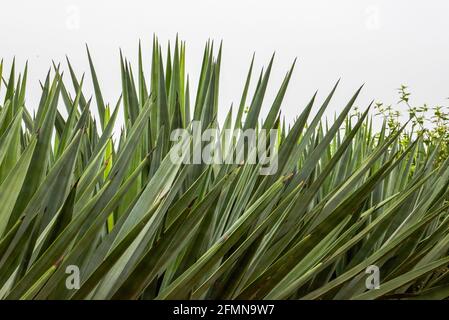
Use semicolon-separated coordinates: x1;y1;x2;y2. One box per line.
0;38;448;300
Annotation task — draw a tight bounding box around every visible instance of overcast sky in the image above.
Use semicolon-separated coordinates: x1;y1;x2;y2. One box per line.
1;0;448;127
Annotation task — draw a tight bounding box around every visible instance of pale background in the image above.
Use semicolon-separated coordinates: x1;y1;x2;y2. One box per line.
1;0;448;127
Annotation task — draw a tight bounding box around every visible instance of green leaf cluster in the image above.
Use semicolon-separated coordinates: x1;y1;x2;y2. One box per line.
0;38;448;300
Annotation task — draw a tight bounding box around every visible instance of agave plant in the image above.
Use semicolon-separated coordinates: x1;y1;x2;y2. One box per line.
0;37;448;300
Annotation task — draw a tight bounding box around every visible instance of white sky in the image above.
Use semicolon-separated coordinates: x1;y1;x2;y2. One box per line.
1;0;448;127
